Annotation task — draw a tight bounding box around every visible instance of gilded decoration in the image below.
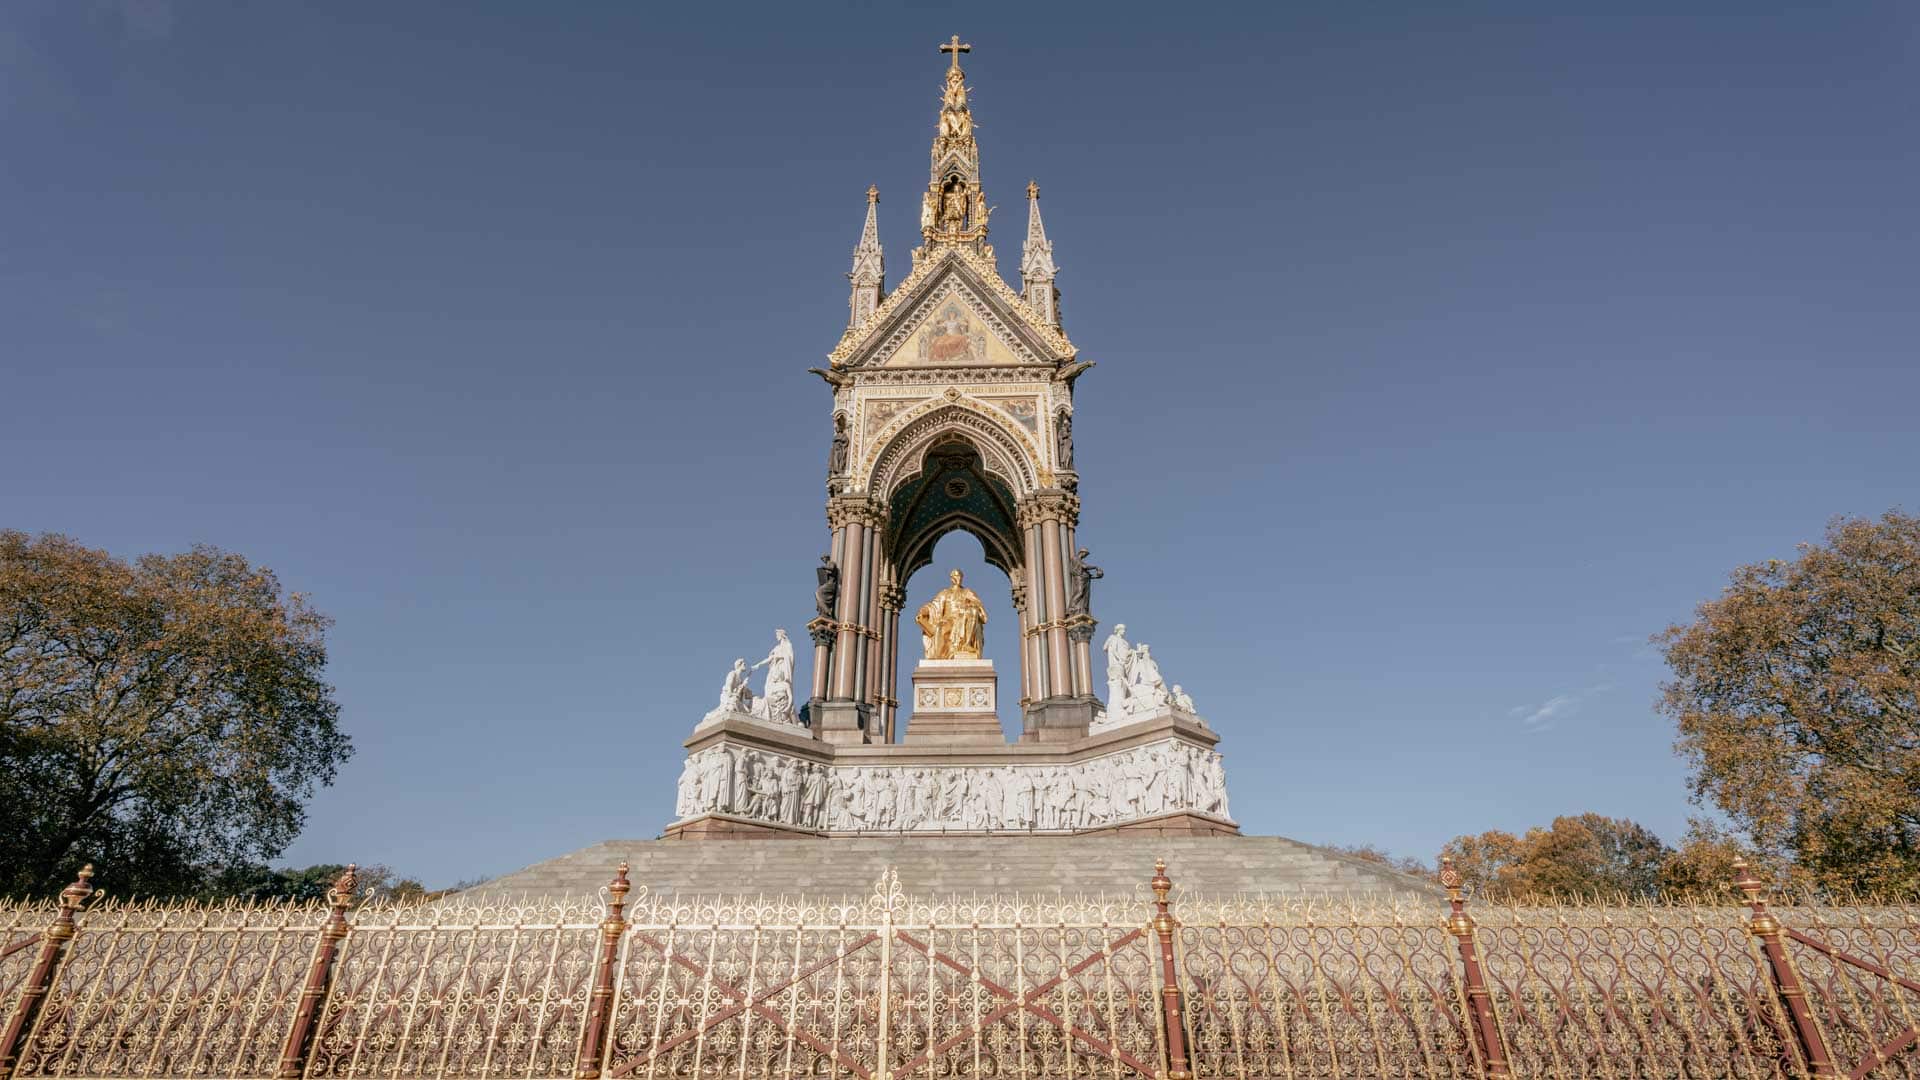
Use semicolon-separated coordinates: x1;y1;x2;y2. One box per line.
915;568;989;659
862;397;1041;499
827;245;1075;367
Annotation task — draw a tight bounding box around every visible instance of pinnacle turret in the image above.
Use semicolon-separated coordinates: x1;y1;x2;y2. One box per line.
847;185;885;327
920;36;989;248
1020;180;1060;327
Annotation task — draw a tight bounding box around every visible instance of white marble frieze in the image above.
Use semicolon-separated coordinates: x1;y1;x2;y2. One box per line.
674;738;1229;833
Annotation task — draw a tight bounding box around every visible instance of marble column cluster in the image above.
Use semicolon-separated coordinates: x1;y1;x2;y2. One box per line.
811;486;1097;746
814;495;889;744
1014;489;1098;741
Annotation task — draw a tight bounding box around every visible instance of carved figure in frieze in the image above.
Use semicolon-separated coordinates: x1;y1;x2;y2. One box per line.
1067;548;1101;618
802;764;827;828
676;758;701;818
749;755;782;820
815;555;839;621
872;769;899;830
709;749;736;813
778;758;802;824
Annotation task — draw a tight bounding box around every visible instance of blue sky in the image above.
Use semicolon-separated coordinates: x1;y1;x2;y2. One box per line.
4;1;1915;888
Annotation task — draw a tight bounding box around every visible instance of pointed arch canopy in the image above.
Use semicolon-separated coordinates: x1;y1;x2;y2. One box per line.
867;400;1041;505
885;441;1022;581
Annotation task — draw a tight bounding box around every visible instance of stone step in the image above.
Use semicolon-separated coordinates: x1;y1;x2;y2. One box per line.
465;834;1437;901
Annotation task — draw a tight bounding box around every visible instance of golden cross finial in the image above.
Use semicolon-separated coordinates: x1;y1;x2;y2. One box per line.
1026;180;1039;200
867;184;880;204
940;35;971;71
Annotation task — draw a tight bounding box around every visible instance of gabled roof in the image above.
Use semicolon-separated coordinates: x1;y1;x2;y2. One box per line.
827;244;1077;368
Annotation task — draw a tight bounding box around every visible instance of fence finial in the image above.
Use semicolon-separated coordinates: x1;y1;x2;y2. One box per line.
326;864;358;908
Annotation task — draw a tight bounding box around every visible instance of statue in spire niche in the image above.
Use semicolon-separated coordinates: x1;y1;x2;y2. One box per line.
939;177;970;231
916;569;988;659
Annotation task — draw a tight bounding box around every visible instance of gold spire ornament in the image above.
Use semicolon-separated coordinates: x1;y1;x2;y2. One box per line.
923;35;988;244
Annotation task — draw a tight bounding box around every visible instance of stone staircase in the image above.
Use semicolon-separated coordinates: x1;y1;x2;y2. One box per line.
466;834;1436;900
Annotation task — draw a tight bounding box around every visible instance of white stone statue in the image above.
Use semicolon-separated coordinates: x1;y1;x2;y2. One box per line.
1129;645;1170;713
1170;685;1197;714
751;629;798;725
709;658;753;720
1103;624;1133;716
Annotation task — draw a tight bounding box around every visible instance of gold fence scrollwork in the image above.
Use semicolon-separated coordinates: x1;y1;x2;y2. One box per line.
9;858;1920;1078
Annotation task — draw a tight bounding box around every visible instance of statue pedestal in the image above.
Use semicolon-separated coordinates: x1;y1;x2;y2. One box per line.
903;659;1005;745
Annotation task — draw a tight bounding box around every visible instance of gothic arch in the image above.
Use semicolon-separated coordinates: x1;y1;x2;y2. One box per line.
867;401;1040;503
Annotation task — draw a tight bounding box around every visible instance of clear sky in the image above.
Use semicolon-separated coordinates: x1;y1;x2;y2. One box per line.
4;1;1915;888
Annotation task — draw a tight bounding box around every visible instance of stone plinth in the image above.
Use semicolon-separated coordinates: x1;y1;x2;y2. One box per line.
670;713;1235;837
902;658;1004;745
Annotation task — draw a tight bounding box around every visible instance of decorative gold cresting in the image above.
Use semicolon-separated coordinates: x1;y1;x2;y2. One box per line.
922;35;989;246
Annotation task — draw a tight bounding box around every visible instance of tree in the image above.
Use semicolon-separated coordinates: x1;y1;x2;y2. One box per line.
1659;511;1920;894
1325;843;1435;880
1656;818;1783;899
0;531;352;898
202;863;423;904
1440;814;1670;899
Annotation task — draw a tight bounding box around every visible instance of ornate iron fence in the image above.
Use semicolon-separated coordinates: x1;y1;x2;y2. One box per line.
3;858;1920;1079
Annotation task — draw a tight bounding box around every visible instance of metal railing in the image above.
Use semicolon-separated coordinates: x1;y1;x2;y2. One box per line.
2;858;1918;1078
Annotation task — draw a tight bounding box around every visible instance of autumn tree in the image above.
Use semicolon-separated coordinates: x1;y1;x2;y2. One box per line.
1325;843;1435;880
1659;511;1920;894
1440;814;1670;899
0;531;352;898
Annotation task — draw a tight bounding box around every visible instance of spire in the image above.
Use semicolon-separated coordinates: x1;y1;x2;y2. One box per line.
847;185;885;327
921;36;989;248
1020;180;1060;327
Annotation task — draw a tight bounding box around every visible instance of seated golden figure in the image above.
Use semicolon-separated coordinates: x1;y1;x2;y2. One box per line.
916;569;987;659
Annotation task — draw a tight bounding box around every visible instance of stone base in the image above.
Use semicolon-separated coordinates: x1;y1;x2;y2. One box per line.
1081;810;1240;837
812;700;869;745
664;813;823;840
1022;696;1095;743
676;713;1233;838
903;658;1004;745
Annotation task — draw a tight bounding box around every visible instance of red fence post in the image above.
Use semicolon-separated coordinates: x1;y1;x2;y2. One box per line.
276;864;357;1080
1149;859;1193;1080
1440;856;1510;1079
1735;860;1837;1078
0;865;95;1080
575;863;631;1080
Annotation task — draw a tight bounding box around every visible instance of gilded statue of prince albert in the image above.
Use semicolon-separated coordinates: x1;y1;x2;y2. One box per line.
917;569;988;660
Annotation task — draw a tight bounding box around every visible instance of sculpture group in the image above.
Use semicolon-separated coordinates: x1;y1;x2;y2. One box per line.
677;739;1229;833
1095;623;1198;732
705;629;799;727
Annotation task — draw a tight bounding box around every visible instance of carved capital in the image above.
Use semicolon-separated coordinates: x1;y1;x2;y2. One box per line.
1066;615;1098;644
826;495;889;531
880;583;907;611
1015;491;1080;529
